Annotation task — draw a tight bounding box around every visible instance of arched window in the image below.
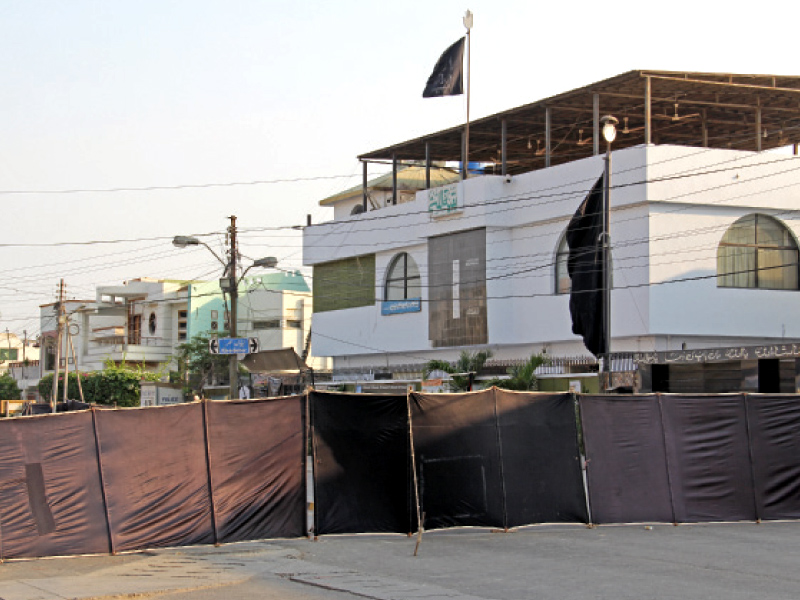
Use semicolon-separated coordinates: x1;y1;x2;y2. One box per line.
555;234;571;294
385;252;421;301
717;214;799;290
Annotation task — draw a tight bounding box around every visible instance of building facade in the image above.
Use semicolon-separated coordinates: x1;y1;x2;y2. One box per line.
303;71;800;391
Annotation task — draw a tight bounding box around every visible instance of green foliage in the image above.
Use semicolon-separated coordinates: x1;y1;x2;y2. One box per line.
38;372;88;402
484;353;550;391
423;350;493;392
0;373;20;400
175;334;230;395
37;360;167;407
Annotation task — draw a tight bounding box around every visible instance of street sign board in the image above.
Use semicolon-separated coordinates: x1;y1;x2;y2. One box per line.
209;337;259;355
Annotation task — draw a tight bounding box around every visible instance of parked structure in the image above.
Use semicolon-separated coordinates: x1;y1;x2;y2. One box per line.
304;70;800;392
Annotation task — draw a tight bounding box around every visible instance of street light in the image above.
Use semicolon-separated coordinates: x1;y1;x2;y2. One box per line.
599;115;617;388
173;221;278;399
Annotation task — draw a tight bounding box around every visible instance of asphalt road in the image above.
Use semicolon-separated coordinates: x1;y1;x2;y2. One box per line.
2;522;799;600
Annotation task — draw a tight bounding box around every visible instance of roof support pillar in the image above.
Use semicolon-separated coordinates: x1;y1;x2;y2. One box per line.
756;106;763;152
545;106;552;167
392;154;398;205
702;109;709;147
425;142;431;189
644;76;652;145
501;118;507;176
461;129;467;179
593;94;600;155
362;161;368;211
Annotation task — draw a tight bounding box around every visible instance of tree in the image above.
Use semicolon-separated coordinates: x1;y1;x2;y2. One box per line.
423;350;493;392
484;353;549;391
0;372;20;400
175;334;230;396
37;360;165;407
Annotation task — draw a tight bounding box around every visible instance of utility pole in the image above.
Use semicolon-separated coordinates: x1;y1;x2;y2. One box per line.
228;215;239;400
51;280;65;412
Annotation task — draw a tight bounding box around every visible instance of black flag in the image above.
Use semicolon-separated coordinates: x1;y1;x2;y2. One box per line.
566;175;606;357
422;37;465;98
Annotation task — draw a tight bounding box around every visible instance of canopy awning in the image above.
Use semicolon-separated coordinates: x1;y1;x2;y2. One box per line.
359;70;800;175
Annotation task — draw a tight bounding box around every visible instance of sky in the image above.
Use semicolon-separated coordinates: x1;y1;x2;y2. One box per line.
1;0;797;337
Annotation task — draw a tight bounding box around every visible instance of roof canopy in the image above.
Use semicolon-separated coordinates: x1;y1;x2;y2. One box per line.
359;70;800;175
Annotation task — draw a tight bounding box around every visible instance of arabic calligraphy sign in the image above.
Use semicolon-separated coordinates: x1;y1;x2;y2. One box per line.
633;343;800;365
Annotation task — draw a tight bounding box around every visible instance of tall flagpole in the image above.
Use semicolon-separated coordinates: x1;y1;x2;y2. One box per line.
463;10;473;179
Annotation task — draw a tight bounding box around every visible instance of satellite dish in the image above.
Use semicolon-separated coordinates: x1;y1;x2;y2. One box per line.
350;204;366;215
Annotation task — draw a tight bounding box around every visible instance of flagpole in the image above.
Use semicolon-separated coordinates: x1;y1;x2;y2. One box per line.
463;10;473;179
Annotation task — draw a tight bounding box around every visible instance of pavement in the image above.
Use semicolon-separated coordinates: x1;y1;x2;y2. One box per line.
2;521;800;600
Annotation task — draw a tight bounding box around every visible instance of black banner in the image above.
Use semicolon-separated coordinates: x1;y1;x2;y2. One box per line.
422;37;465;98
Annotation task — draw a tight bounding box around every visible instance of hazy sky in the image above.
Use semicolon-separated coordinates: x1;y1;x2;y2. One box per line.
1;0;796;336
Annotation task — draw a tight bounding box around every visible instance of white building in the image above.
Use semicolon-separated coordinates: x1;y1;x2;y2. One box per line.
40;279;188;378
37;274;330;396
304;70;800;392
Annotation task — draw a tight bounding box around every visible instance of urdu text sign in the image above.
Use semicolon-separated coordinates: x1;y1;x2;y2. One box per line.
428;183;461;217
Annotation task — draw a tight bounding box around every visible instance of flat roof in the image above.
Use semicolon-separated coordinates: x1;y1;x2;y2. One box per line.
359;70;800;174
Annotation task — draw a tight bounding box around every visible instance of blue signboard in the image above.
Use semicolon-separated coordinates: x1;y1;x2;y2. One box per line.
210;337;259;355
381;298;422;316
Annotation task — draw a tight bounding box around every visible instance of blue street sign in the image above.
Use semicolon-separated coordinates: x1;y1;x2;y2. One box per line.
217;337;251;355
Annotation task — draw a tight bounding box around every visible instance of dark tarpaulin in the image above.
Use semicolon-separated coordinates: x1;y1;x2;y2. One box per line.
410;390;505;529
205;397;306;541
660;394;757;523
95;404;215;551
0;412;110;559
579;395;674;524
310;391;412;535
496;390;588;526
745;395;800;520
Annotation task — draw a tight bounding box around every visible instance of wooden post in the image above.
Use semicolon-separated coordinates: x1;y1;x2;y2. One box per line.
407;387;424;556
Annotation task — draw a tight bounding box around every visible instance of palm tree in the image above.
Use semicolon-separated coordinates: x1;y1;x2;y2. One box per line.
484;353;549;391
423;350;493;392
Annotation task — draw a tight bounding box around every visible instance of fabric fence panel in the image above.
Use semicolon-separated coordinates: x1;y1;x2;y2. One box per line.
0;411;110;559
496;390;588;526
310;391;411;535
95;404;215;552
410;390;505;530
660;394;757;523
579;395;673;524
206;397;306;542
745;394;800;520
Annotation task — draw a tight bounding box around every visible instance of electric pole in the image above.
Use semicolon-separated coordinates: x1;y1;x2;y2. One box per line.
228;215;239;400
51;280;65;412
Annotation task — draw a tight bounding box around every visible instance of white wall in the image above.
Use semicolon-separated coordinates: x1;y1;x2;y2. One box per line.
307;145;800;363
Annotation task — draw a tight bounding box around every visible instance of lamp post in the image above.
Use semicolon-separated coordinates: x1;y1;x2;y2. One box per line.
173;217;278;400
599;115;618;388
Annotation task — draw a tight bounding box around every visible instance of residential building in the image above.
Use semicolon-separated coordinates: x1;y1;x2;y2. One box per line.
187;271;329;372
303;70;800;392
36;273;329;398
0;332;39;374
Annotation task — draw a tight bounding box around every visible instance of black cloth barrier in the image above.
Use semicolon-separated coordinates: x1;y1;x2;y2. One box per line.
410;390;588;530
310;391;413;535
745;395;800;520
94;404;216;552
660;394;757;523
0;397;308;558
411;390;505;529
0;412;110;559
579;394;800;524
495;390;588;526
579;395;674;524
205;397;306;542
